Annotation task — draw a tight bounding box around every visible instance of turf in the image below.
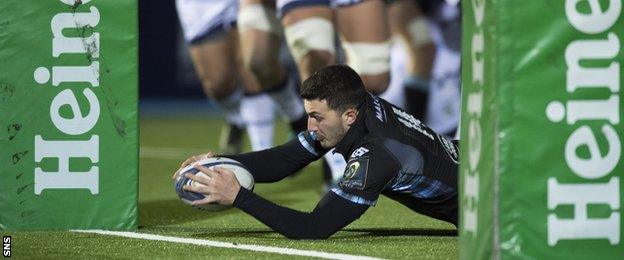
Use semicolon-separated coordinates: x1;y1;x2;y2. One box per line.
5;116;458;259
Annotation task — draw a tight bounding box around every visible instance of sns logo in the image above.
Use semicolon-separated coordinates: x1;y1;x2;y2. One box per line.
3;236;10;257
350;147;369;158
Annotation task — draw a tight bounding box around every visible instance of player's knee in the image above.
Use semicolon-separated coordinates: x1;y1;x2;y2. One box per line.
246;56;277;84
285;17;336;68
199;75;237;100
407;17;433;47
361;73;390;95
342;40;391;92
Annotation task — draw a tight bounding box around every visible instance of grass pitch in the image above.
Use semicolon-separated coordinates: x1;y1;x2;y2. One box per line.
5;115;458;259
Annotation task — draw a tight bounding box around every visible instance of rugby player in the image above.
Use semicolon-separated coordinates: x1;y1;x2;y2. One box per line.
177;65;458;239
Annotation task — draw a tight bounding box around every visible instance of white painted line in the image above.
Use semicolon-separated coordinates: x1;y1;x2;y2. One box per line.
140;146;207;160
72;230;383;260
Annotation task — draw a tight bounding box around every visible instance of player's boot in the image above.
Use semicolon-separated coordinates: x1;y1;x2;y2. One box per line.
219;124;244;154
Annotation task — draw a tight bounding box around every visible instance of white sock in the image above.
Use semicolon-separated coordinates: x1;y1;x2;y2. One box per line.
324;149;347;183
214;87;245;127
267;77;306;121
240;93;275;151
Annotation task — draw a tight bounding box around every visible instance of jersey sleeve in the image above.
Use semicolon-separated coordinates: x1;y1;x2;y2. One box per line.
330;143;400;206
223;131;327;183
233;187;369;239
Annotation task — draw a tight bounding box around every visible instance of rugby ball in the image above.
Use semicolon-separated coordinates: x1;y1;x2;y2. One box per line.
174;157;254;211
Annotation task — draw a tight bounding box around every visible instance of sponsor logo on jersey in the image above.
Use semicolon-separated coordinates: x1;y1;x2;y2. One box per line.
370;94;385;122
438;135;459;163
350;147;370;158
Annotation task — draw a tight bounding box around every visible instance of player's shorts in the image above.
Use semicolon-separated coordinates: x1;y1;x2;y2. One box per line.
175;0;238;45
277;0;364;17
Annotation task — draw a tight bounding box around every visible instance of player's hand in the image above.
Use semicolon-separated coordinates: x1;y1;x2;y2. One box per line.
172;152;216;179
183;165;241;206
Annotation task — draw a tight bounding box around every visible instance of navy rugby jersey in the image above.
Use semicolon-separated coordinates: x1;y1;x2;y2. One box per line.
225;94;458;239
331;93;458;224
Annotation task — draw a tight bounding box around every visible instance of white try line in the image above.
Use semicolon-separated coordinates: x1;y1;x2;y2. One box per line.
72;230;383;260
140;146;207;160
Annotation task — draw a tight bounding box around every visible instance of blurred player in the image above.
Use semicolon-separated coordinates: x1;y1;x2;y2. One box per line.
385;0;460;137
176;0;281;152
178;65;459;239
237;0;308;138
279;0;392;184
421;0;461;137
384;0;436;120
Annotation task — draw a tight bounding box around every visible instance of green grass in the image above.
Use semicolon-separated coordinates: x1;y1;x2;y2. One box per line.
6;116;458;259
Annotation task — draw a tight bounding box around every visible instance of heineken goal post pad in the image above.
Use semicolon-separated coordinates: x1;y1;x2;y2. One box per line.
0;0;138;230
460;0;623;258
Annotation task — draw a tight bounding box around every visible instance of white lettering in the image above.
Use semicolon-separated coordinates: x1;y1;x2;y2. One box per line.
51;6;100;58
565;0;621;34
565;125;621;179
565;33;620;93
50;89;100;135
567;95;619;124
548;177;620;245
34;135;99;194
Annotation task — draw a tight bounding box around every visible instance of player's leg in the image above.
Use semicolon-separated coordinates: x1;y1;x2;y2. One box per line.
280;1;344;184
176;0;245;154
424;1;461;138
280;1;336;80
238;0;307;134
387;0;435;119
335;0;391;95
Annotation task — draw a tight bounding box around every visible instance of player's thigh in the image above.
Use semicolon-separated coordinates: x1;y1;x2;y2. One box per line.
177;0;238;99
229;29;264;94
387;0;434;77
238;0;284;85
188;37;238;99
335;0;388;42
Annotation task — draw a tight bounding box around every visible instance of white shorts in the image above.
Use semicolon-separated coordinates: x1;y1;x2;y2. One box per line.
277;0;363;17
175;0;238;44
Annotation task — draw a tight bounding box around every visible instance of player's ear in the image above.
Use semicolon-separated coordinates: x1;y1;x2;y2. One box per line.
343;108;358;126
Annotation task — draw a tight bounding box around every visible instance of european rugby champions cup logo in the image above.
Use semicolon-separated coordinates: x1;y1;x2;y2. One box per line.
344;162;360;179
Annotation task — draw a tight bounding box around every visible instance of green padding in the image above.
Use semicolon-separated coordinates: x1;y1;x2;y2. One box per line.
0;0;138;230
460;0;623;259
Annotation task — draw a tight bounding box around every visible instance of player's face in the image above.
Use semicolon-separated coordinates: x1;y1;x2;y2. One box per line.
304;99;355;148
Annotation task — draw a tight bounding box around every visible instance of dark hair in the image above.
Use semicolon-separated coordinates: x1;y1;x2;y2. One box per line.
300;65;367;113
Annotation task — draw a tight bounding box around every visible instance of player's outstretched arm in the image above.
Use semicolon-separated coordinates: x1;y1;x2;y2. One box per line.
184;164;368;239
234;188;369;239
223;131;327;183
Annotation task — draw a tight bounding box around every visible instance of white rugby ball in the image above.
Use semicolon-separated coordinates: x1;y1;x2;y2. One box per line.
174;157;254;211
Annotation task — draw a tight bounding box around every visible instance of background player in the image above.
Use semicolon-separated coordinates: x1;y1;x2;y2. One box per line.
237;0;309;142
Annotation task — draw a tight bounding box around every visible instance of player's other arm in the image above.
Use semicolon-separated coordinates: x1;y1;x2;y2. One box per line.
176;131;326;183
234;188;368;239
223;131;327;183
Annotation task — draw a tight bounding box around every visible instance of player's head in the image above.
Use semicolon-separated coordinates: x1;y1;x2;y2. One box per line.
300;65;367;148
